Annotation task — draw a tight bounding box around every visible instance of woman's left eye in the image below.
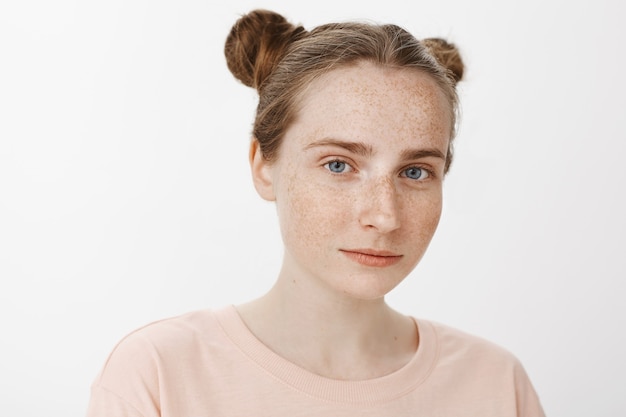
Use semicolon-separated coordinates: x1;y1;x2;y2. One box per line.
402;167;429;180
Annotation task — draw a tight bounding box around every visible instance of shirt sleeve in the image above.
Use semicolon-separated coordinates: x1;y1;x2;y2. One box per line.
85;331;162;417
86;385;148;417
514;360;546;417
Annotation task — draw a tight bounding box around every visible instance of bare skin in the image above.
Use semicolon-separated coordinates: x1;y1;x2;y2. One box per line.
237;263;418;380
238;61;452;380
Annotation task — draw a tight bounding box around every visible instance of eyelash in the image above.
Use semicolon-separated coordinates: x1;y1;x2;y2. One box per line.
322;158;434;181
323;159;355;174
400;166;432;181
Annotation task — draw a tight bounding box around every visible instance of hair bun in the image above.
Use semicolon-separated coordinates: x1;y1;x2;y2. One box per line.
225;9;306;90
422;38;464;84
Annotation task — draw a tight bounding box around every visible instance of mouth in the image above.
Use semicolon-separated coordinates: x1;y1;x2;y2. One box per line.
339;249;403;268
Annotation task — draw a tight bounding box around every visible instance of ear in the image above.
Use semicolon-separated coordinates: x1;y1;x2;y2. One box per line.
249;139;276;201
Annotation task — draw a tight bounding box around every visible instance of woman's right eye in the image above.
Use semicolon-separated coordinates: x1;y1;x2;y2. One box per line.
324;160;351;173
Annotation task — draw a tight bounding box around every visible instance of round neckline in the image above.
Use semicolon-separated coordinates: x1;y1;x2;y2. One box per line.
215;305;439;404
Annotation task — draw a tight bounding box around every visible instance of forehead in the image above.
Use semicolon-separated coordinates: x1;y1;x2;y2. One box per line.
288;62;452;148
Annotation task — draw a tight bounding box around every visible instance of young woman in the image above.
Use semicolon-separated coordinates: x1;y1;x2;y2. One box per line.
87;10;544;416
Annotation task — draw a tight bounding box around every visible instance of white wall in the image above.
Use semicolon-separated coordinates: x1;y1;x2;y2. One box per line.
1;0;624;415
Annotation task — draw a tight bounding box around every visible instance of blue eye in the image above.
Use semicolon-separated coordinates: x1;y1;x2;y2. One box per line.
403;167;429;180
326;160;348;173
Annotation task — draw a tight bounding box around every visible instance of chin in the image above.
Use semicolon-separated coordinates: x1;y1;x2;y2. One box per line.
333;272;408;301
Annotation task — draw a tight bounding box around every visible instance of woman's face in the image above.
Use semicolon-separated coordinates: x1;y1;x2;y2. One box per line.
251;61;452;301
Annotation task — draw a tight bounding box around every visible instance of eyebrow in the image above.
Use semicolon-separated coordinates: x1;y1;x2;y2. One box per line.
304;138;373;157
304;138;446;161
400;148;446;161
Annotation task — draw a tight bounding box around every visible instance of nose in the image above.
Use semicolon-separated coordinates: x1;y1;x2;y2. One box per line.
358;177;401;233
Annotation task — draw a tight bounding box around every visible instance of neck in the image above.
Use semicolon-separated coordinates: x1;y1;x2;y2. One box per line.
236;263;418;379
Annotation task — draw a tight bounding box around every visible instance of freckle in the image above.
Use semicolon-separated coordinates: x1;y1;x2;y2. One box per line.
394;336;398;341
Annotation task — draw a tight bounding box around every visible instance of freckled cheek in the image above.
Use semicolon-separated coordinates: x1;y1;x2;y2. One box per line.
401;191;443;240
277;177;349;250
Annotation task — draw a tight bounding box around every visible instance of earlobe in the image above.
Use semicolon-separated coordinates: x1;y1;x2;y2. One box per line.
249;139;276;201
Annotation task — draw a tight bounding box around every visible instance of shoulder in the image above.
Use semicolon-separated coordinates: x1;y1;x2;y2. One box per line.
88;309;227;415
421;319;542;391
92;308;224;388
413;319;545;416
109;309;218;353
417;319;538;387
122;308;221;351
421;319;521;365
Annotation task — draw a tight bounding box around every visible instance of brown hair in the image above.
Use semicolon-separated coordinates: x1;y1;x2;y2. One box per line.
225;9;464;173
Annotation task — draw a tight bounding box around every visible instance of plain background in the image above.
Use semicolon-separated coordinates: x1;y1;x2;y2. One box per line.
1;0;625;415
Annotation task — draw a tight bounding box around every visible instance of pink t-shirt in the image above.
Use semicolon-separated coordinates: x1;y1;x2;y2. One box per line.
87;306;545;416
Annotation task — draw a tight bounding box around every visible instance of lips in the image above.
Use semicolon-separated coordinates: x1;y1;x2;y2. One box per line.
340;249;403;267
